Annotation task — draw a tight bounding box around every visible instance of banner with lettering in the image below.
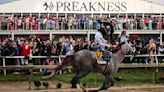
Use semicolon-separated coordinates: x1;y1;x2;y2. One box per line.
0;0;163;13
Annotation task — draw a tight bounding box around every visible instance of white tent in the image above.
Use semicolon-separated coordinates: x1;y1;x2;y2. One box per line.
0;0;164;13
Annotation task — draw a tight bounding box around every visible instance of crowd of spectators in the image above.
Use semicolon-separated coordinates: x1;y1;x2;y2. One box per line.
0;14;164;75
0;34;164;66
0;15;164;31
0;35;96;65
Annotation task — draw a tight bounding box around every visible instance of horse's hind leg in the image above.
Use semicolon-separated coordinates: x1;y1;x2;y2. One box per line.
71;71;89;88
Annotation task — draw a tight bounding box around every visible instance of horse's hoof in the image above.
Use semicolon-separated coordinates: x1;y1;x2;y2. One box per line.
71;84;77;88
91;90;98;92
111;81;114;86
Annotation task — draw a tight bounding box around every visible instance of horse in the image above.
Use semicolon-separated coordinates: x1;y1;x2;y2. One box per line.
42;42;135;92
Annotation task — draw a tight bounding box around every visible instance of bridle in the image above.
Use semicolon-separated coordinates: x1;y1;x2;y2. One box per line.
117;42;126;55
119;43;133;55
120;48;126;55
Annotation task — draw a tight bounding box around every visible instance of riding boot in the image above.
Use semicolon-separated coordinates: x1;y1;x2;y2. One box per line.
104;51;112;62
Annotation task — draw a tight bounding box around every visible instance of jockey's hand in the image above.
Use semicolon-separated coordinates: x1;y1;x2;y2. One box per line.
112;45;117;48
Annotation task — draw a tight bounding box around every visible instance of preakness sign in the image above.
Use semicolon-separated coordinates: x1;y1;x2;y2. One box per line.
0;0;164;13
42;0;127;12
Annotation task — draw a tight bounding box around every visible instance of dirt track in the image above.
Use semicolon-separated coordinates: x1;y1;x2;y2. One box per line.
0;81;164;92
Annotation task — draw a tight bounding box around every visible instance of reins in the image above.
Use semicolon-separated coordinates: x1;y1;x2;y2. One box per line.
102;42;126;74
102;59;109;74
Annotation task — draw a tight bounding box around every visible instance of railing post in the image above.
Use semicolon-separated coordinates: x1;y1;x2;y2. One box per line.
11;31;14;41
49;31;52;41
58;56;62;74
28;69;33;90
87;30;90;41
160;30;162;45
2;57;6;76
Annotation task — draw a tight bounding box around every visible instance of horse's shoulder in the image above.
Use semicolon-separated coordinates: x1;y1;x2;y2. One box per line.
76;50;92;54
75;50;96;57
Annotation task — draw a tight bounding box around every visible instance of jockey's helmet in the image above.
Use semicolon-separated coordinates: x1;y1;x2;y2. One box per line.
98;19;112;36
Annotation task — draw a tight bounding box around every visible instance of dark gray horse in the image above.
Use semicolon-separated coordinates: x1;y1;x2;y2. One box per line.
43;43;135;91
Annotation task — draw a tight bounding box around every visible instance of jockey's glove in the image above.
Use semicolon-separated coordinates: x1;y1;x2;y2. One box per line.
112;45;117;48
105;46;108;50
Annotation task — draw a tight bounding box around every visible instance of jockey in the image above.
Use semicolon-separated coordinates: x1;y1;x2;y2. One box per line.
95;19;114;62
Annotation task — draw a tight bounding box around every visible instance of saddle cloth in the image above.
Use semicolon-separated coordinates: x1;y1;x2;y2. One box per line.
97;60;108;64
96;51;112;64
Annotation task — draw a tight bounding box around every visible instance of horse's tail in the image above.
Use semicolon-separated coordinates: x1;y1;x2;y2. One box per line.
42;54;75;79
55;54;74;73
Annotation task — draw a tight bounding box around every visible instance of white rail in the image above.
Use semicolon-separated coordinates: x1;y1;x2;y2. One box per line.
1;30;163;44
0;54;164;75
0;30;163;35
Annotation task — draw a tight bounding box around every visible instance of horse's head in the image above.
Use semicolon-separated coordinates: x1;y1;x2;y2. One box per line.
120;42;136;55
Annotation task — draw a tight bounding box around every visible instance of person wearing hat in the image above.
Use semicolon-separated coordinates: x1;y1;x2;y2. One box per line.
95;19;114;63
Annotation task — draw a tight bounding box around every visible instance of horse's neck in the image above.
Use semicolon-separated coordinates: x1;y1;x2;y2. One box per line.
112;51;125;72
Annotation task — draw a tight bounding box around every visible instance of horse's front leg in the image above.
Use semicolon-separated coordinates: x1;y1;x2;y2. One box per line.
92;75;113;92
101;75;113;90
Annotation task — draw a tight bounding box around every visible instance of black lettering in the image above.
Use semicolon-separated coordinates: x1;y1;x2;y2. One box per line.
107;2;114;11
121;2;127;11
72;2;79;11
64;2;71;11
89;2;96;11
56;2;63;11
98;2;105;11
114;2;120;12
80;2;88;11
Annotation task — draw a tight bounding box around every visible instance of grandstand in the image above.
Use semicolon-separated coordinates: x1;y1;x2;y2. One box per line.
0;0;163;65
0;1;164;91
0;0;163;44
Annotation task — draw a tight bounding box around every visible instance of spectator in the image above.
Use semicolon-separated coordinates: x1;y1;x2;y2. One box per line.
158;45;164;54
130;16;134;30
10;41;21;65
10;41;20;56
148;17;153;30
21;40;31;65
148;38;156;64
58;42;67;55
31;41;39;56
41;57;56;75
74;39;83;52
158;45;164;62
118;30;129;44
1;39;11;56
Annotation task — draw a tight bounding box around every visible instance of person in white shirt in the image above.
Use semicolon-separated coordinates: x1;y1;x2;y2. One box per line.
158;45;164;54
95;21;112;51
94;20;114;62
118;30;129;44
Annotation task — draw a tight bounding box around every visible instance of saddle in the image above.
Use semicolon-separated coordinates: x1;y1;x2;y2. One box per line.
96;51;112;64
